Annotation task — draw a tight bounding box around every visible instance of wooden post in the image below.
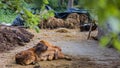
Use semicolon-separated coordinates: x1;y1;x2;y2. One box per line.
87;23;93;39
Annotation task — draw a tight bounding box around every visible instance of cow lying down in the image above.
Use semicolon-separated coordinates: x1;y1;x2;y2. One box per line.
15;40;71;65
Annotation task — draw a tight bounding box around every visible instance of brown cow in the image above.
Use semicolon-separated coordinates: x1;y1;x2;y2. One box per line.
15;40;71;65
15;42;48;65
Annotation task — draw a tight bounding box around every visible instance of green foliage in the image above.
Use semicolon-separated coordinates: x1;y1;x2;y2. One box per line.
32;0;49;9
40;10;54;20
48;0;68;12
0;1;4;8
0;9;17;23
113;39;120;50
100;36;111;47
22;8;40;29
79;0;120;50
47;0;80;12
79;0;120;24
48;0;59;8
0;0;51;32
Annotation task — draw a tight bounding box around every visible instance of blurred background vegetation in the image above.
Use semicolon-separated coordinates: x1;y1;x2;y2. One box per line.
0;0;120;49
79;0;120;50
0;9;17;23
0;0;79;23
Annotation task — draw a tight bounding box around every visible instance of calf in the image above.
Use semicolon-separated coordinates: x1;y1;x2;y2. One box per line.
15;42;48;65
15;40;70;65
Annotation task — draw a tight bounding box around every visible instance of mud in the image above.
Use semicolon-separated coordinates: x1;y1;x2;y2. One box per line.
0;29;120;68
0;25;34;52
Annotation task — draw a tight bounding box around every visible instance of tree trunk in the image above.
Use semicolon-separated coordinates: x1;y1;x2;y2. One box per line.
67;0;74;9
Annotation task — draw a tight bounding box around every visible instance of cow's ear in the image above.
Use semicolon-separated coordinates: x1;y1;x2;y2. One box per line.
40;40;46;44
33;43;41;49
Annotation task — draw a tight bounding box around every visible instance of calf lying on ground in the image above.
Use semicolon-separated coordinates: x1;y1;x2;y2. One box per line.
15;40;70;65
15;42;48;65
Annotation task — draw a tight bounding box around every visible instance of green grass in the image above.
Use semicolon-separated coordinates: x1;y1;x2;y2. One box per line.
0;9;18;23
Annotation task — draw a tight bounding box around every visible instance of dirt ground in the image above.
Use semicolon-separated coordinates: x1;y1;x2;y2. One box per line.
0;28;120;68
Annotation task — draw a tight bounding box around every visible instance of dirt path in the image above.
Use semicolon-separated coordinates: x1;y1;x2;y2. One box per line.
0;29;120;68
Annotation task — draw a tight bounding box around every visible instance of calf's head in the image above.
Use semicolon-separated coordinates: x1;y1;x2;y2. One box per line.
34;42;48;54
